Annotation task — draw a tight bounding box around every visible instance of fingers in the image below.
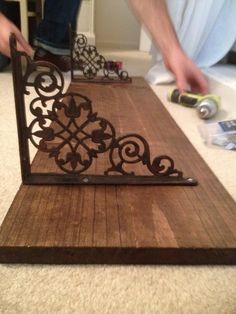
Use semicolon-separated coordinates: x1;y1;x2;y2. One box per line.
176;75;186;94
166;49;209;94
175;65;209;94
188;72;209;94
193;76;209;94
17;41;33;57
3;32;33;58
0;13;33;58
174;68;187;93
15;30;33;57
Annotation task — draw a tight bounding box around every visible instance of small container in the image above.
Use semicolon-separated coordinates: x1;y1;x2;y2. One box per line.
105;61;123;71
198;119;236;150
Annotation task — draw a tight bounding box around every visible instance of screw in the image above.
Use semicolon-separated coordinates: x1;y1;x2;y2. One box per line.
187;177;194;183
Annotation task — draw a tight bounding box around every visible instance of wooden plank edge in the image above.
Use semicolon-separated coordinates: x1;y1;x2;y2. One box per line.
0;247;235;265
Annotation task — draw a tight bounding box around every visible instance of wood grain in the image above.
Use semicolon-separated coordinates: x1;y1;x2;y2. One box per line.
0;78;235;264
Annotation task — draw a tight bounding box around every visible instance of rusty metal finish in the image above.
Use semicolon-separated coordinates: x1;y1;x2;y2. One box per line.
10;33;196;185
70;33;132;83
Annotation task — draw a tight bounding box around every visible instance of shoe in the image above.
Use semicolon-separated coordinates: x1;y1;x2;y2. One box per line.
0;53;10;72
34;47;71;72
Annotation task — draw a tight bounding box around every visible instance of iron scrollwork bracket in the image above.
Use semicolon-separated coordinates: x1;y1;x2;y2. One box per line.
70;31;132;84
10;33;197;186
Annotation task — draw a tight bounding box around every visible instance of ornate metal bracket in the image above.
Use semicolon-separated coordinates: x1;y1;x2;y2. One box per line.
70;31;132;83
10;33;196;185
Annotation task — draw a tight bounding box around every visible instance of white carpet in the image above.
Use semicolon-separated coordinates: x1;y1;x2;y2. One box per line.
0;56;236;313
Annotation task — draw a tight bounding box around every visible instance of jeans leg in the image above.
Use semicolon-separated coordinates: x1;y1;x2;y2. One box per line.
35;0;82;54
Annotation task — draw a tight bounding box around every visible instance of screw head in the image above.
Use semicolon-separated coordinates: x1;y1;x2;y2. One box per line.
187;177;194;182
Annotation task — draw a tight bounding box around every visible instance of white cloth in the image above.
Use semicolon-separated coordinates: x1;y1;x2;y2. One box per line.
146;0;236;85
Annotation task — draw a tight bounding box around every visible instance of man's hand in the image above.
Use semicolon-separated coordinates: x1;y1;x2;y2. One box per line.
164;47;208;94
0;12;33;57
129;0;209;94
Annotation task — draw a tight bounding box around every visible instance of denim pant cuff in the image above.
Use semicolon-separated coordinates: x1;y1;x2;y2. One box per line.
34;39;70;55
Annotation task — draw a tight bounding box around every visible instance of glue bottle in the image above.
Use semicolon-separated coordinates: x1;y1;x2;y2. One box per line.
168;89;220;119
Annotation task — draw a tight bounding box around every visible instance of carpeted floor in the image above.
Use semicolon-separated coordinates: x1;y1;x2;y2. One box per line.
0;51;236;313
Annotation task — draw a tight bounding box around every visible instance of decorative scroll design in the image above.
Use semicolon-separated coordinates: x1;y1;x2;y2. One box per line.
28;92;116;174
105;135;182;177
19;49;181;177
71;33;131;83
10;33;196;185
29;100;182;177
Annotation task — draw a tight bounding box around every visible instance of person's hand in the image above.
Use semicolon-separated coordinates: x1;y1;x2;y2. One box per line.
164;47;209;94
0;12;33;57
129;0;209;94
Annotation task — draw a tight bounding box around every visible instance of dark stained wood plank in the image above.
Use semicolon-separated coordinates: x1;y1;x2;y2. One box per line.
105;186;121;247
116;186;137;247
77;186;95;247
0;77;236;264
92;186;107;246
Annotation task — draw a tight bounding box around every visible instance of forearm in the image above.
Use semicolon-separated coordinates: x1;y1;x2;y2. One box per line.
129;0;208;93
129;0;182;60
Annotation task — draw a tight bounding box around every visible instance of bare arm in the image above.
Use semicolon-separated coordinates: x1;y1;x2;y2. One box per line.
129;0;208;93
0;12;33;57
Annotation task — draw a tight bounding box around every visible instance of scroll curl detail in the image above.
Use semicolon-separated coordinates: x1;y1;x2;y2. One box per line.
105;135;183;178
72;33;131;82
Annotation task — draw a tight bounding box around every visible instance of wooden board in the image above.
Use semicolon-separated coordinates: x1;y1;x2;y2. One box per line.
0;78;236;264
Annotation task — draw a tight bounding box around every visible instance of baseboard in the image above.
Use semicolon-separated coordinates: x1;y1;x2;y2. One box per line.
203;65;236;91
95;41;139;50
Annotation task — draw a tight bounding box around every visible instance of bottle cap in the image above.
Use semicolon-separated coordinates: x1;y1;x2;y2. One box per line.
197;98;218;119
198;105;209;118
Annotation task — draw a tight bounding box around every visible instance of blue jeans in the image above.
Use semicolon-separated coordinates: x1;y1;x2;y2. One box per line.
35;0;82;55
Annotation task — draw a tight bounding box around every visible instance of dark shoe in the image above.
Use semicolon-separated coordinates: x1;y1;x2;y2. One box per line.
0;53;10;72
34;47;71;72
